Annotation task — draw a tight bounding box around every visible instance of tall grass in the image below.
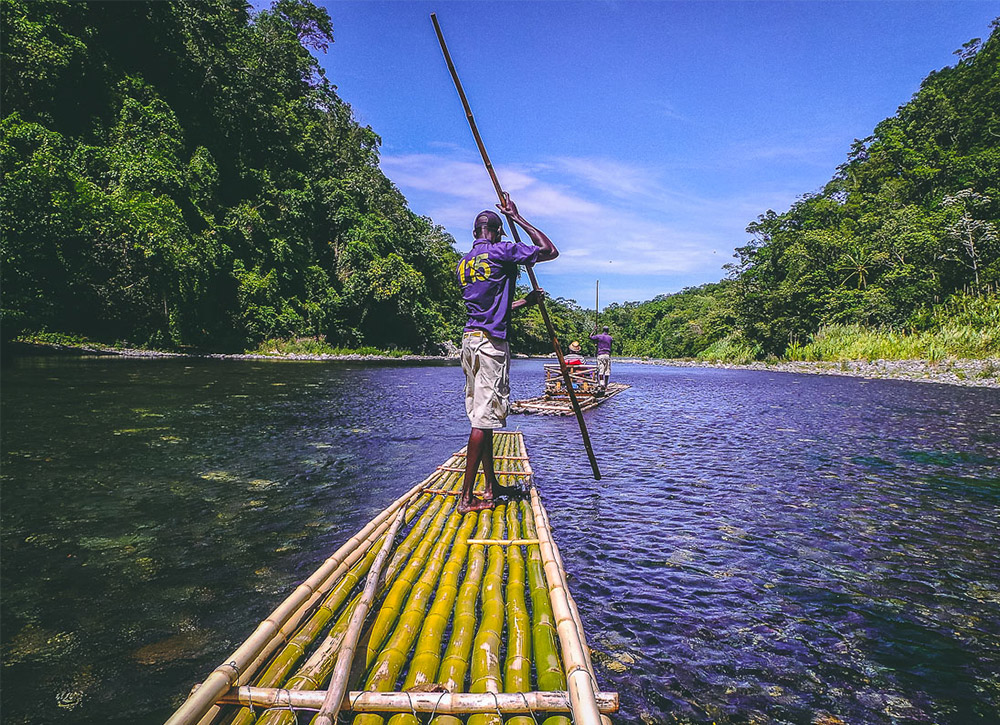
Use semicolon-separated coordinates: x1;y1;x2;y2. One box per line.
697;333;763;364
785;290;1000;362
249;338;414;357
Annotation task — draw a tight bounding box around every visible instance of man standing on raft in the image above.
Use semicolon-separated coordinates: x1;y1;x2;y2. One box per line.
457;193;559;513
590;326;614;390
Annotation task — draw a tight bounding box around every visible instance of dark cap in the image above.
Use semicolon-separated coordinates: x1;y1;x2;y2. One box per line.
474;210;506;236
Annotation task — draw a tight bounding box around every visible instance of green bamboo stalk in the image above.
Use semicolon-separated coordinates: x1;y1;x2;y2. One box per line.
467;505;507;725
225;493;437;725
314;503;410;725
430;507;493;725
363;496;457;669
382;509;482;725
521;499;570;725
351;503;466;725
253;495;452;725
504;502;532;725
404;512;479;687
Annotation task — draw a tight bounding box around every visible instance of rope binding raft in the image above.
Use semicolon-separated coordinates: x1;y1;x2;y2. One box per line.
165;431;617;725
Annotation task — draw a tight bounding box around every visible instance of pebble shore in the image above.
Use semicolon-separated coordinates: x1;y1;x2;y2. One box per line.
28;343;457;363
623;357;1000;389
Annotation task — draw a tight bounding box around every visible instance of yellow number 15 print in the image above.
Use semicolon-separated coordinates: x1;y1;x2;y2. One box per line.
458;253;492;286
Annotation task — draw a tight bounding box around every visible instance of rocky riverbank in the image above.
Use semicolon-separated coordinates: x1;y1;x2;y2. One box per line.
7;340;458;363
12;341;998;388
624;357;1000;389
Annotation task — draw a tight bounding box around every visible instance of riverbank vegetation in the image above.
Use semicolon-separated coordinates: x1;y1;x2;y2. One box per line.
2;0;463;353
248;338;412;358
600;19;1000;363
3;3;998;363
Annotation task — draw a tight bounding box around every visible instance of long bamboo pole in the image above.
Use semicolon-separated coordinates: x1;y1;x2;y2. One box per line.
595;280;600;331
431;13;600;480
212;687;620;714
165;476;438;725
314;505;409;725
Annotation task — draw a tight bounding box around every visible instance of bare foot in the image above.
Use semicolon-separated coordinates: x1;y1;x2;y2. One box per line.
458;496;494;514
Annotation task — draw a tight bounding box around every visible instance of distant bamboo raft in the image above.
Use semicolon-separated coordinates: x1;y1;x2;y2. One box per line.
165;431;616;725
511;383;629;416
511;364;629;416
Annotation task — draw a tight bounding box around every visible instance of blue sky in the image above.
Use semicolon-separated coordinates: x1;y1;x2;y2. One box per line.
292;1;997;306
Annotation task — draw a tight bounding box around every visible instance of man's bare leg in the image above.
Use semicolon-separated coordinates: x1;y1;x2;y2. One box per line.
458;428;494;513
481;432;519;499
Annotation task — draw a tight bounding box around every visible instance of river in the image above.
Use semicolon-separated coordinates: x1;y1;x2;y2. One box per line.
2;356;998;724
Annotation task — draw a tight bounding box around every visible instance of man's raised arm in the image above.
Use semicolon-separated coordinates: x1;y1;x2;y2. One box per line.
497;193;558;261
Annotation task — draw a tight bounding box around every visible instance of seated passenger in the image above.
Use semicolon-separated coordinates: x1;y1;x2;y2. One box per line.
564;341;584;365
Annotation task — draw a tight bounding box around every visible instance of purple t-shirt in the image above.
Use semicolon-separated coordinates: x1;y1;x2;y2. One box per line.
590;333;613;356
458;239;541;339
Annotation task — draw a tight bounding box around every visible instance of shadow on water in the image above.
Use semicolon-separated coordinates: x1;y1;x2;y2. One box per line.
2;357;998;724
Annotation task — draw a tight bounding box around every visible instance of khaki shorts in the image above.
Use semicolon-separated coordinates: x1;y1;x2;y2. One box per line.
596;354;611;378
461;330;510;429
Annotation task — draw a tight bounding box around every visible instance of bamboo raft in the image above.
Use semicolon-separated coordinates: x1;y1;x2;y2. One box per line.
512;365;629;416
166;431;616;725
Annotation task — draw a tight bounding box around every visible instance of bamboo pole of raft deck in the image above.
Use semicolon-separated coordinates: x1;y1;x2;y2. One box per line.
467;505;507;725
314;504;409;725
535;497;608;724
195;478;456;725
382;511;480;725
352;503;465;725
430;507;493;725
465;538;539;546
504;503;532;725
226;488;447;725
520;500;570;725
165;475;442;725
527;486;603;725
534;494;612;725
213;687;620;713
364;497;458;668
255;494;456;725
386;435;514;725
431;13;600;481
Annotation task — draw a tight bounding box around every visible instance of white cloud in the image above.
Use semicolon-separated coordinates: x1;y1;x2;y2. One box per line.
379;149;797;297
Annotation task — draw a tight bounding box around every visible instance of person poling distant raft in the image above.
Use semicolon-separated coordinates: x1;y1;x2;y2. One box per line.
457;195;559;513
590;325;614;389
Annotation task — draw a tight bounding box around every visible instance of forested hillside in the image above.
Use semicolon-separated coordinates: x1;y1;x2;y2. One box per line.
3;3;997;360
597;19;1000;361
1;0;464;352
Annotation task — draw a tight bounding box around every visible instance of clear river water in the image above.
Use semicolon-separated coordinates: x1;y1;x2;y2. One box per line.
2;356;999;725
